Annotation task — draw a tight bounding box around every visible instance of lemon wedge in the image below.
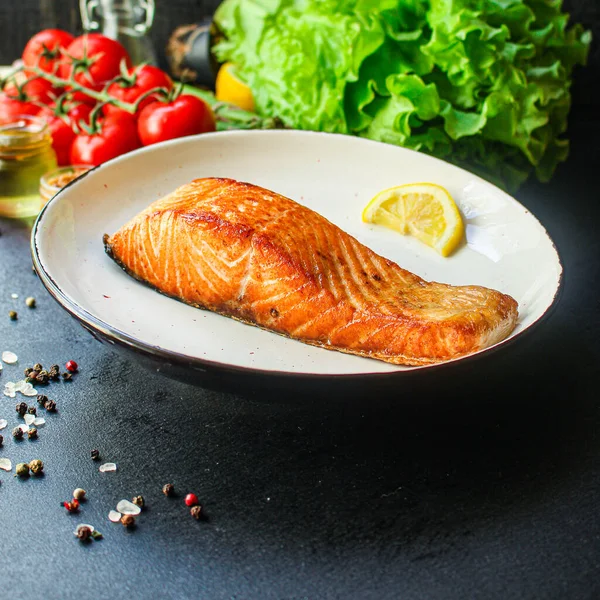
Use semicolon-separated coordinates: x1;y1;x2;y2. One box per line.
215;62;255;112
362;183;464;257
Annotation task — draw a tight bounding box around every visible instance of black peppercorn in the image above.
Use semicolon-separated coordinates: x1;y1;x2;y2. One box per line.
162;483;175;497
62;372;72;381
0;434;3;447
16;402;27;416
12;427;23;440
37;394;48;406
132;495;145;508
8;310;17;321
44;399;57;412
27;406;37;416
36;372;49;385
75;525;92;541
90;449;100;461
120;514;135;528
190;505;203;520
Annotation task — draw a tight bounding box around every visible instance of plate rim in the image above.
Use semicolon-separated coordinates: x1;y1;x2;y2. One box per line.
30;129;565;380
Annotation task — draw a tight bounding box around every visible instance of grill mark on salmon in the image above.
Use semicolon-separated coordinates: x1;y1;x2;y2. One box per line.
104;177;519;366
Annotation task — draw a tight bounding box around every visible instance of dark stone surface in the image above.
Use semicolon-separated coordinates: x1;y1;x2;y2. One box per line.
1;112;599;598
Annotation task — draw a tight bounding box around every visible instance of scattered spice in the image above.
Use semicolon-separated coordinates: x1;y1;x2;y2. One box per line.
90;449;100;461
25;297;36;308
12;426;23;440
15;402;28;416
99;462;117;473
74;524;92;541
36;371;49;385
116;499;141;516
132;495;145;508
2;351;18;364
29;459;44;475
73;488;86;501
27;427;38;440
15;462;30;477
190;505;203;520
184;493;199;507
0;434;3;447
27;406;37;415
62;372;72;381
65;360;78;373
8;310;17;321
63;499;80;513
120;514;135;528
44;399;57;412
162;483;175;497
25;368;34;378
108;510;122;523
49;365;60;380
33;363;43;372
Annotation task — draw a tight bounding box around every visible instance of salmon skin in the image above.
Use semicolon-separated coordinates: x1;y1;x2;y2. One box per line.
104;177;518;366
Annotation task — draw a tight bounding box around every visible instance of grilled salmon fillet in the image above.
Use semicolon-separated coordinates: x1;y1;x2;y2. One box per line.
104;177;518;365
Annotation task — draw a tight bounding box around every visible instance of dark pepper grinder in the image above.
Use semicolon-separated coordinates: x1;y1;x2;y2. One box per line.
165;17;219;89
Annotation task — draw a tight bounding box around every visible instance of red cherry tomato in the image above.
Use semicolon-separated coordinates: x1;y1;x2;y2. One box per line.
137;95;215;146
70;112;140;166
22;29;75;73
104;65;172;118
38;102;95;166
3;77;58;105
0;94;41;122
59;34;132;102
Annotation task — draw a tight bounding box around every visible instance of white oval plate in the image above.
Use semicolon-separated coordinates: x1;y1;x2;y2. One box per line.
33;130;561;377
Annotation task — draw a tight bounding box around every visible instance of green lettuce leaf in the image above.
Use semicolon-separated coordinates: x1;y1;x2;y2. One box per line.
213;0;591;191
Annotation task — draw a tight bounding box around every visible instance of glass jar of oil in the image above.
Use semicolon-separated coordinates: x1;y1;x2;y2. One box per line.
0;115;57;219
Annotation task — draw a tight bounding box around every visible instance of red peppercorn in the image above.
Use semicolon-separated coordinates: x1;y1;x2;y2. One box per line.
184;493;199;507
65;360;78;372
63;499;80;512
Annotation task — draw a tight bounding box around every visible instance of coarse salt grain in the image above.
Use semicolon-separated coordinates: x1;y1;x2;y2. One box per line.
116;499;141;516
10;294;18;299
0;419;7;430
0;458;12;471
99;463;117;473
19;424;29;433
108;510;122;523
33;417;45;427
24;414;36;426
1;351;18;364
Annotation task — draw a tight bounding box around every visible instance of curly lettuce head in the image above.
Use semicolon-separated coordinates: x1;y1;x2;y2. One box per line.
213;0;591;191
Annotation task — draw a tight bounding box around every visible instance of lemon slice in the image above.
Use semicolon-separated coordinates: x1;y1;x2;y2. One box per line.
215;62;255;112
362;183;464;257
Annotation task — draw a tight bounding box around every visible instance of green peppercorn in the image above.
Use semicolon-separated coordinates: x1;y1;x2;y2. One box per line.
28;427;38;440
25;297;36;308
8;310;17;321
15;462;29;477
33;363;43;372
27;406;37;416
29;459;43;475
12;427;23;440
